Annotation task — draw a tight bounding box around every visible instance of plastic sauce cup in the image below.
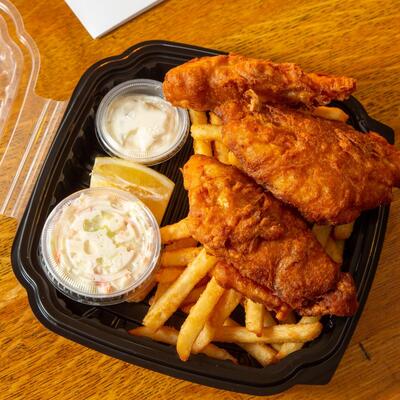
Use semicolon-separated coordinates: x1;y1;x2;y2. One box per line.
40;187;161;305
95;79;190;165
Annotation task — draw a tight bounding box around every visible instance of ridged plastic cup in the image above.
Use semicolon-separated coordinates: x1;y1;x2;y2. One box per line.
95;79;190;165
40;187;161;305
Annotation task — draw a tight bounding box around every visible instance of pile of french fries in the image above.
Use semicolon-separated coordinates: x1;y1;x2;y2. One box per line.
129;106;354;366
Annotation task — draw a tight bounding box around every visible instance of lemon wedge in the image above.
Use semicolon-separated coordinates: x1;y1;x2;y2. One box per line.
90;157;174;224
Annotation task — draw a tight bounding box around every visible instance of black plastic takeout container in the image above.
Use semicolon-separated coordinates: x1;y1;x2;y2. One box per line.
12;40;394;395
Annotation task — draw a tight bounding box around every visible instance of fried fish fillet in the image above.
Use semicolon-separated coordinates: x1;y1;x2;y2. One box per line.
216;101;400;224
163;54;356;110
183;155;358;316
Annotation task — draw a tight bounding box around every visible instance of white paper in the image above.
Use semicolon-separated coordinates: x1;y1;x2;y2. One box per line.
65;0;164;39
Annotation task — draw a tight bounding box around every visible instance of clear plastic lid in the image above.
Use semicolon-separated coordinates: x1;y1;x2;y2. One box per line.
40;187;161;305
0;0;67;221
95;79;190;165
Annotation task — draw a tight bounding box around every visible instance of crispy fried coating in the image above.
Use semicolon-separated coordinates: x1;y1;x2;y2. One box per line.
301;273;358;316
212;261;285;311
163;54;356;110
217;101;400;224
183;155;358;316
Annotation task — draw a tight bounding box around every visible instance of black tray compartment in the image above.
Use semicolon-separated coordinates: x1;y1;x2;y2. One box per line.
12;40;394;395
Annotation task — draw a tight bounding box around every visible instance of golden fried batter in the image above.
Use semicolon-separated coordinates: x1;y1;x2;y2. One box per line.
183;155;358;316
217;101;400;224
163;54;356;110
212;261;285;312
301;273;358;316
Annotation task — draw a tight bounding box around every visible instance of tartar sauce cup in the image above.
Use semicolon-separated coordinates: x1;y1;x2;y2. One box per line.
40;187;161;305
95;79;190;165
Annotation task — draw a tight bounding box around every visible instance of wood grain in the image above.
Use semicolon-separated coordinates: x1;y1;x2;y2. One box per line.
1;0;400;399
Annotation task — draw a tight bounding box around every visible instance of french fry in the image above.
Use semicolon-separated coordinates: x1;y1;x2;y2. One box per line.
263;311;281;351
189;109;213;157
213;322;323;344
160;247;202;267
160;218;191;244
189;109;208;125
244;299;265;336
313;106;349;122
276;316;320;360
312;225;332;247
276;304;292;321
193;289;242;351
209;112;222;125
143;249;217;331
165;237;197;251
213;141;230;164
130;325;177;344
129;326;237;363
148;282;171;306
302;316;321;324
225;318;276;366
177;277;225;361
228;152;241;168
182;285;207;306
336;239;345;259
271;344;282;354
333;222;354;240
193;139;213;156
271;310;297;352
190;124;222;141
276;341;303;360
189;110;212;157
155;267;185;283
325;237;345;263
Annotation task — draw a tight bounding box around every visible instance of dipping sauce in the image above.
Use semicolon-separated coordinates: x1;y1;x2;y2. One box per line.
106;94;178;154
40;187;160;305
96;79;189;165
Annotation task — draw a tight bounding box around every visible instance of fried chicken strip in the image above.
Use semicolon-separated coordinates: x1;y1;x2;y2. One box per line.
183;155;358;316
163;54;356;110
216;101;400;224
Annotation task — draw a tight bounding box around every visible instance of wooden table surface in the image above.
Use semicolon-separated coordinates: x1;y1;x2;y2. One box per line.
1;0;400;399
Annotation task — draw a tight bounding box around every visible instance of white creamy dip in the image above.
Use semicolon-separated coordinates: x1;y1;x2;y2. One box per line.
105;94;178;155
49;190;158;295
